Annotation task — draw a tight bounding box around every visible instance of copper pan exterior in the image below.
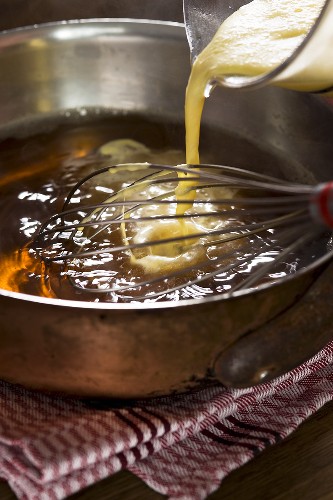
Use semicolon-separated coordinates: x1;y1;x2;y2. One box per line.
0;20;333;397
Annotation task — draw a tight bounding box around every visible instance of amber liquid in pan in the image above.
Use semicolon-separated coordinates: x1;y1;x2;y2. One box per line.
0;114;326;303
0;115;189;301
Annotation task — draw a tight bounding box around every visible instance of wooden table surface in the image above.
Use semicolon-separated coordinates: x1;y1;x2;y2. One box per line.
1;400;333;500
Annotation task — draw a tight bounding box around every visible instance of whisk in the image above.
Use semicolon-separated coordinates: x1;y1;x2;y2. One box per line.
32;163;333;302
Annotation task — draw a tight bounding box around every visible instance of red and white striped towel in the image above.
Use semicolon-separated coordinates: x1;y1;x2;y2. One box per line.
0;341;333;500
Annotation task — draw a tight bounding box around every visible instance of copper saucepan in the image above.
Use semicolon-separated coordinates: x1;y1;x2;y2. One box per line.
0;19;332;398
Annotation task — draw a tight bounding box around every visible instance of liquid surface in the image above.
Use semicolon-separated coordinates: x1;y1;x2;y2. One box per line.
0;118;237;302
0;118;183;300
0;117;317;303
185;0;325;165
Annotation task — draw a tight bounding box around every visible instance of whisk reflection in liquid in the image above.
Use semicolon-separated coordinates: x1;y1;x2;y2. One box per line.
32;163;333;302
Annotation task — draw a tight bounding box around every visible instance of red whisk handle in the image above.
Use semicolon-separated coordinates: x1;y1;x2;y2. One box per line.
311;182;333;228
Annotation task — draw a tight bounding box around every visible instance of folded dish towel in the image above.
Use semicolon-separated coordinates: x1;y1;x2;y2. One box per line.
0;340;333;500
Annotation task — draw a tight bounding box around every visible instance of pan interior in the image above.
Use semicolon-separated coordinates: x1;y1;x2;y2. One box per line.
0;109;331;304
0;21;333;305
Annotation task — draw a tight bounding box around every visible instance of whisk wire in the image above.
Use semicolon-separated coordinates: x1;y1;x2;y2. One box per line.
36;209;308;263
32;162;333;301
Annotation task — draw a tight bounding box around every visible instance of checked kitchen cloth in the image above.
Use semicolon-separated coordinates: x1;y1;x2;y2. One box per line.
1;341;333;500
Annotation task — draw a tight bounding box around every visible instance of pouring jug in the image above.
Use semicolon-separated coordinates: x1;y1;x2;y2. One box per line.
184;0;333;93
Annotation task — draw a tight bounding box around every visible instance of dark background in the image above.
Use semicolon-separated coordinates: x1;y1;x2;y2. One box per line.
0;0;184;31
